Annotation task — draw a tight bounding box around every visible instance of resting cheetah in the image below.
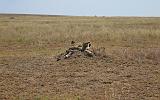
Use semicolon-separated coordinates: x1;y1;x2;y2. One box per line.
64;41;92;58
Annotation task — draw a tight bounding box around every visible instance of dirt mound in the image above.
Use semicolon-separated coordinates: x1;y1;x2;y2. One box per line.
56;42;106;61
56;49;106;61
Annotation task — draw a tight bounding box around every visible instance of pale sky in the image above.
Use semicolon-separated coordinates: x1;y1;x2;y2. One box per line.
0;0;159;16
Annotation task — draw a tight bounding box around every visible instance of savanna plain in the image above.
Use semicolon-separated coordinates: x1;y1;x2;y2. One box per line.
0;14;160;100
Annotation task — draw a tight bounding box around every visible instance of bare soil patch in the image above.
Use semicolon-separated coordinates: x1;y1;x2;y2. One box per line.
0;49;159;100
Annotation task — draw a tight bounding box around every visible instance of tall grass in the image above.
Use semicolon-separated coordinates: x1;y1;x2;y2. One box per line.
0;15;160;46
0;15;160;57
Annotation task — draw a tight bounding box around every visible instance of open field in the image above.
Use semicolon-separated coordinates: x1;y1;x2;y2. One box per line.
0;14;160;100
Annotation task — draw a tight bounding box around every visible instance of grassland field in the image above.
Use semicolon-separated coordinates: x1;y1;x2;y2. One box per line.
0;15;160;57
0;14;160;100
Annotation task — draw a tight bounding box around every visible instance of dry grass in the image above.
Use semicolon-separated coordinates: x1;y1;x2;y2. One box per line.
0;14;160;58
0;14;160;100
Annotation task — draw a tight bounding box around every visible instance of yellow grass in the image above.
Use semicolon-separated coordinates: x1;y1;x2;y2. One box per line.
0;14;160;100
0;14;160;57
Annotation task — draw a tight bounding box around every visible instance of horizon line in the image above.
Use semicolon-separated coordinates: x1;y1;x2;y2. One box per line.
0;13;160;18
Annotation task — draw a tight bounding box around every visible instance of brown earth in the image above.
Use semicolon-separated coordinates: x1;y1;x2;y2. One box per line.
0;15;160;100
0;49;159;100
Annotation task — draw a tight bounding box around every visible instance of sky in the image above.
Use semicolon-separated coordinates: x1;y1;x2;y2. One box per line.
0;0;159;16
